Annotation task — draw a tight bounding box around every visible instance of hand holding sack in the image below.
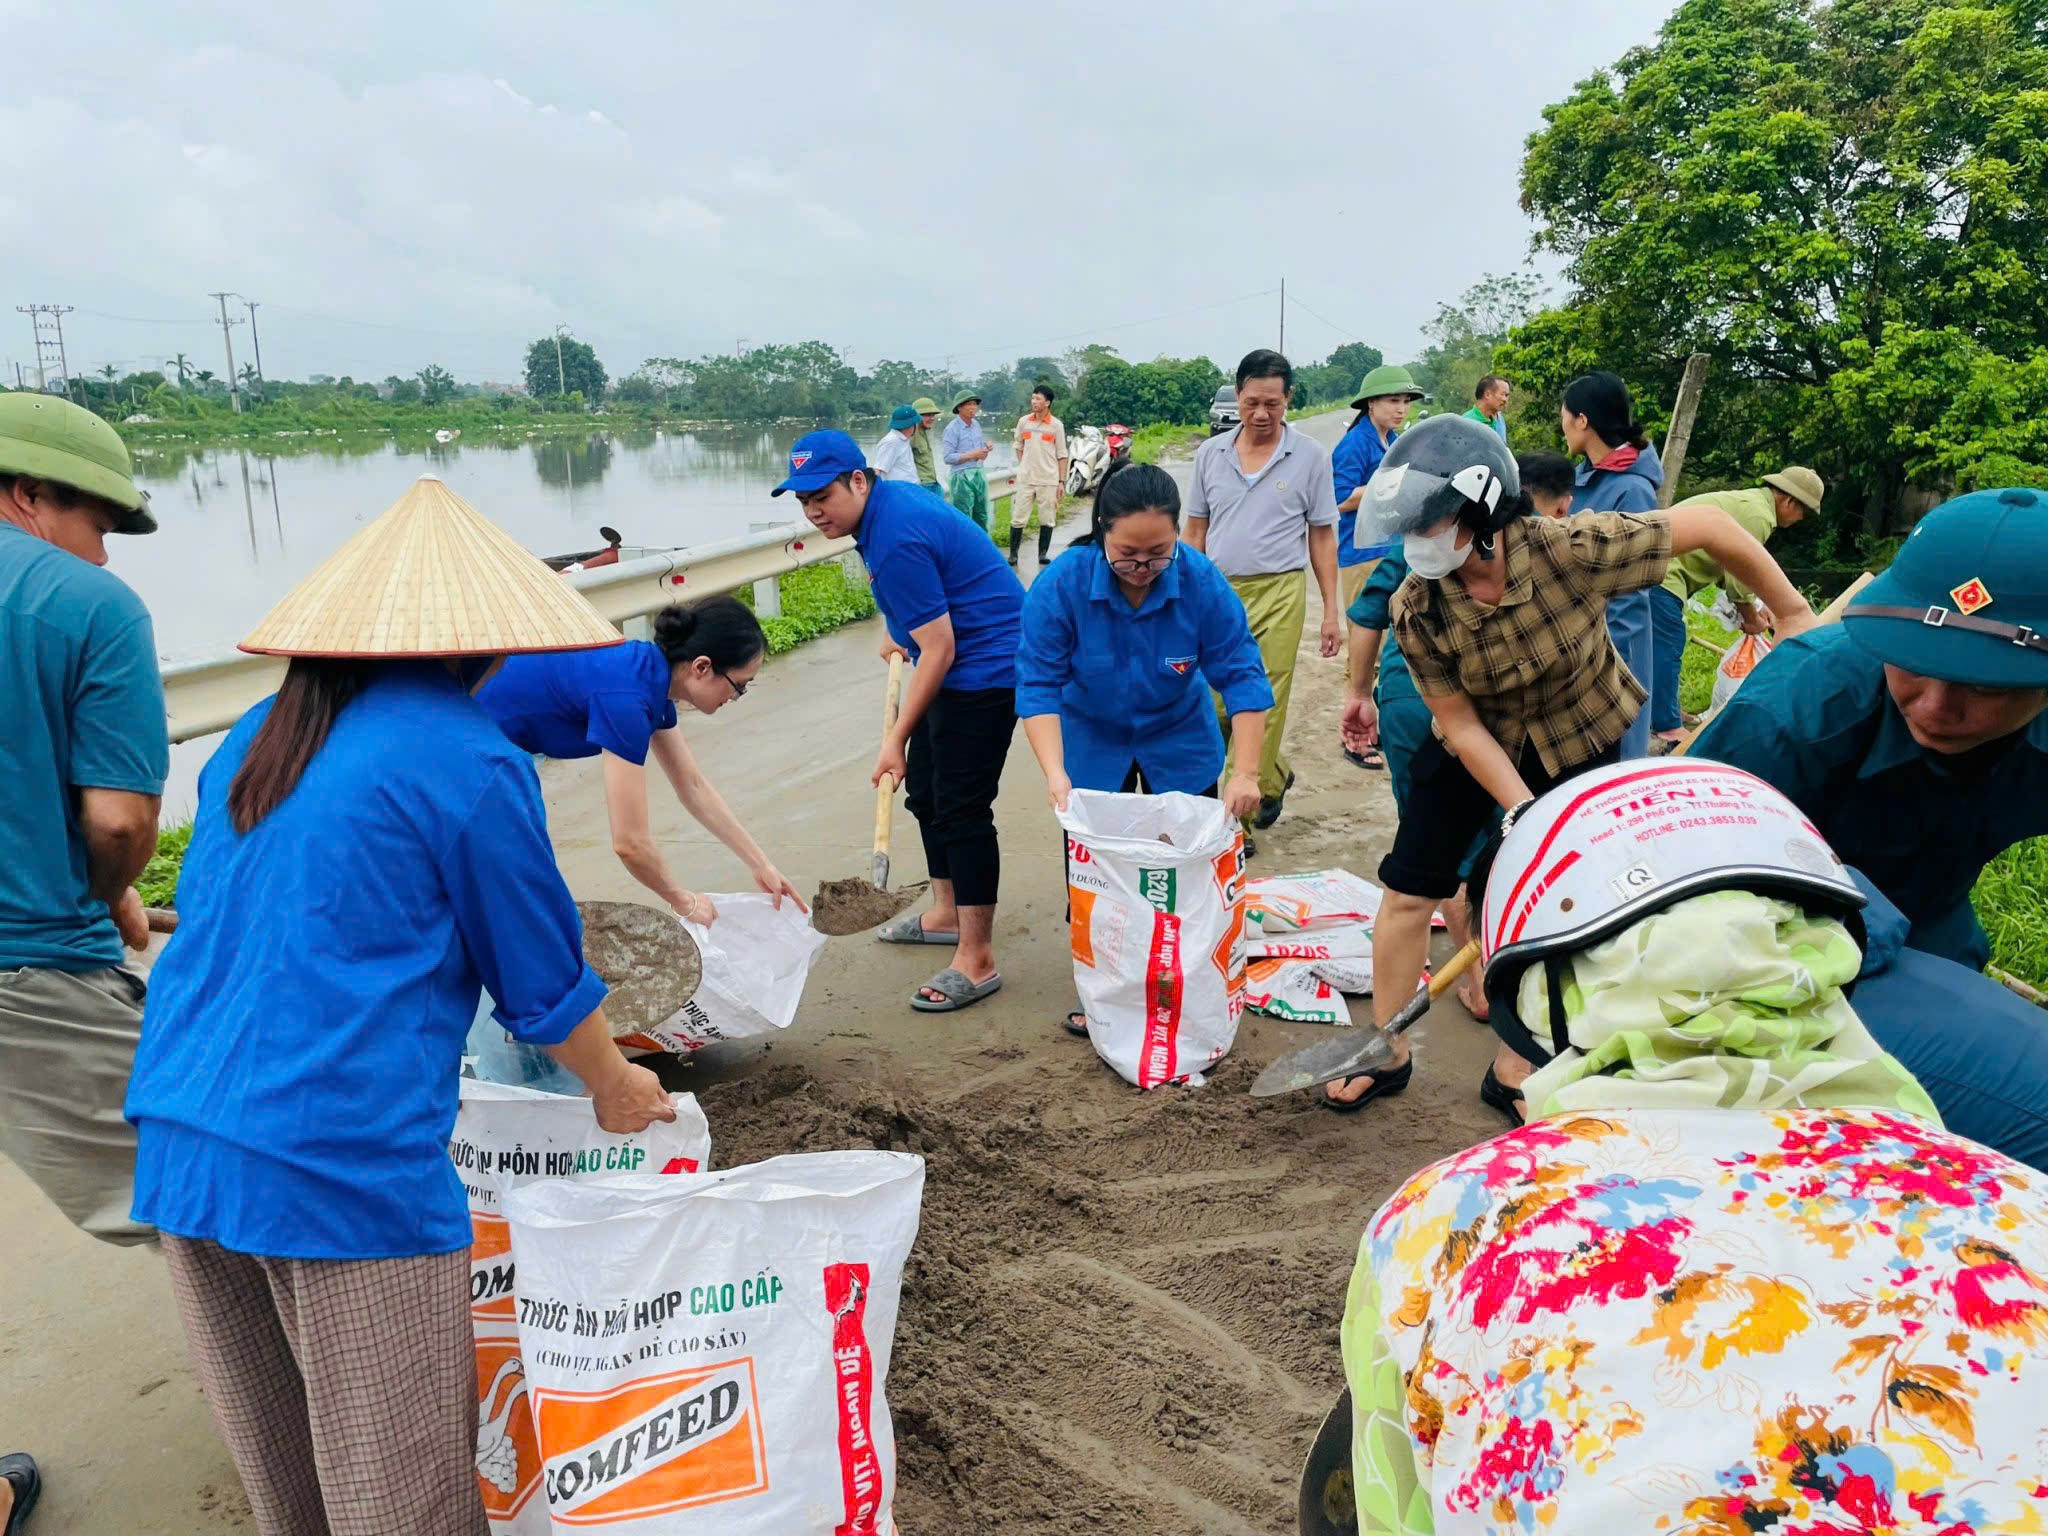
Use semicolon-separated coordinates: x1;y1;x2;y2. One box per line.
616;896;828;1055
502;1151;925;1535
1059;789;1247;1088
1711;632;1773;711
451;1080;714;1535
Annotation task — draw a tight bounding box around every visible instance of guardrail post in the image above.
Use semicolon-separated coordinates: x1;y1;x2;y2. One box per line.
748;523;785;617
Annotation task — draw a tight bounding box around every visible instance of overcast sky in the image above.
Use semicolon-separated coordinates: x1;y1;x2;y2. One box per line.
3;0;1673;389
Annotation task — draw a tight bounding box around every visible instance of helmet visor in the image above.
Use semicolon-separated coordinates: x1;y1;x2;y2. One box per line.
1357;461;1484;547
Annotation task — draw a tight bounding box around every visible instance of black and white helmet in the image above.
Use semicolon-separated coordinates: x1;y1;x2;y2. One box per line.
1356;413;1522;551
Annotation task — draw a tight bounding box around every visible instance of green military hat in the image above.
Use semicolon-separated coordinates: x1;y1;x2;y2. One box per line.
0;392;155;533
911;396;942;416
1350;364;1424;409
1843;488;2048;688
950;389;981;414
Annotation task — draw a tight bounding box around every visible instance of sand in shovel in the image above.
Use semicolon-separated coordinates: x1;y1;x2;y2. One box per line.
810;877;929;937
577;900;703;1038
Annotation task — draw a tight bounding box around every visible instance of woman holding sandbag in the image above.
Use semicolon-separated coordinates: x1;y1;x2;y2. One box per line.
1017;458;1273;1036
479;593;805;924
126;478;676;1536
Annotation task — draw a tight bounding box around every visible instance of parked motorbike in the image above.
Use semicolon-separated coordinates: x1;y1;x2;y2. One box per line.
1065;425;1108;497
1105;422;1133;470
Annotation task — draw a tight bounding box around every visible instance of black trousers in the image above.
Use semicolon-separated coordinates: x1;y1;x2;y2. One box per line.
1378;733;1625;900
903;686;1017;908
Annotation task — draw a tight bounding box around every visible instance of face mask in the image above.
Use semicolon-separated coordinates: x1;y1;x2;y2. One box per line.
1403;522;1468;579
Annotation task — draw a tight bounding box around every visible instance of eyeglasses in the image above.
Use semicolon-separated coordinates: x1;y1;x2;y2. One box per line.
719;670;750;699
1106;550;1179;576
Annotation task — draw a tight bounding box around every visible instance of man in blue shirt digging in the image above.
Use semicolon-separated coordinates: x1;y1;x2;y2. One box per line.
779;430;1025;1013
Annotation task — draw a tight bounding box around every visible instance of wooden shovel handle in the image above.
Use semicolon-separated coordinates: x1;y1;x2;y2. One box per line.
873;654;905;859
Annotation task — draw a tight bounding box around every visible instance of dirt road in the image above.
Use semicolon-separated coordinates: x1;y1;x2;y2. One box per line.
1;409;1507;1534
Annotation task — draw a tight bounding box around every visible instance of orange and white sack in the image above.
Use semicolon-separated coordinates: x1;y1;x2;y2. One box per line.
1243;956;1353;1025
1059;789;1246;1089
1711;632;1773;711
1244;869;1385;934
1246;922;1373;962
451;1079;712;1535
501;1151;924;1535
618;896;827;1054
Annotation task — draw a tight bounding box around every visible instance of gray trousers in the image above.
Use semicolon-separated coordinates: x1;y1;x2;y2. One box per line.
0;963;152;1244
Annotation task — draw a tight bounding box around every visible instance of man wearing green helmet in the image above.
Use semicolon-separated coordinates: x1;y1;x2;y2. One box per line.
0;392;167;1245
1696;487;2048;972
909;396;944;490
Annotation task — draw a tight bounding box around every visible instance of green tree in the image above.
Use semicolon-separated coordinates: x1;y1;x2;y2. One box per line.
417;364;457;406
612;372;660;404
1499;0;2048;534
385;374;422;405
524;334;608;401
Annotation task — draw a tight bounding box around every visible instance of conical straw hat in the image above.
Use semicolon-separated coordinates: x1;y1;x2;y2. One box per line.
240;476;623;658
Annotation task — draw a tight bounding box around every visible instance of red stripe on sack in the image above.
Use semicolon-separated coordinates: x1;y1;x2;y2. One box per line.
1487;765;1683;952
825;1263;884;1536
1141;911;1184;1088
1504;850;1582;945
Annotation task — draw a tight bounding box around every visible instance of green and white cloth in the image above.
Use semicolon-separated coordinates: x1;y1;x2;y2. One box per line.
1517;890;1939;1122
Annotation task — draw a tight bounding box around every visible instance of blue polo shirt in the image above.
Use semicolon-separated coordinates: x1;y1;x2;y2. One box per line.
1017;543;1273;792
477;638;679;763
0;525;168;971
1693;626;2048;970
127;664;606;1259
854;478;1024;691
1331;420;1398;566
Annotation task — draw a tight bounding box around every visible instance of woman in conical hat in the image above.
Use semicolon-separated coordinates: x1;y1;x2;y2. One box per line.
125;477;677;1536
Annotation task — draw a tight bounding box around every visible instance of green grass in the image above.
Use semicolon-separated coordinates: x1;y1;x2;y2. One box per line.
1128;422;1206;465
1976;838;2048;993
737;561;879;655
1679;595;1740;716
137;822;191;907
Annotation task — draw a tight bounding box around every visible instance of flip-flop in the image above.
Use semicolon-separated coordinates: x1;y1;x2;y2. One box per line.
1479;1066;1527;1127
1062;1010;1089;1038
1319;1057;1414;1115
877;911;959;946
910;968;1003;1013
1;1453;40;1536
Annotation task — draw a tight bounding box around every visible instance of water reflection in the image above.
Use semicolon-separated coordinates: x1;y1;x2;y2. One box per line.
530;433;614;490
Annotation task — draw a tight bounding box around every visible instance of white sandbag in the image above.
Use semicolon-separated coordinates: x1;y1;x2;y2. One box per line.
625;897;826;1054
1711;632;1773;711
1243;956;1353;1025
1246;921;1374;961
1309;957;1375;995
452;1080;712;1535
1059;788;1247;1088
1244;869;1384;934
502;1151;924;1535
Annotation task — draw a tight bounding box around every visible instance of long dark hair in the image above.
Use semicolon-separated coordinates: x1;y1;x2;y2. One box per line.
653;594;765;671
1071;460;1180;548
228;659;372;833
1561;372;1648;451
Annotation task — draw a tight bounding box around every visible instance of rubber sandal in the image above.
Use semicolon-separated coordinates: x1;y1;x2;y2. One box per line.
1342;746;1385;770
877;911;959;946
911;968;1003;1013
1319;1057;1414;1115
1;1453;41;1536
1062;1010;1089;1038
1479;1066;1527;1127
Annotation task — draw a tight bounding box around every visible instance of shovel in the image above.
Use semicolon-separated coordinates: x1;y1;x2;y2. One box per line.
1296;1390;1355;1536
578;900;703;1041
811;655;930;936
1250;940;1480;1097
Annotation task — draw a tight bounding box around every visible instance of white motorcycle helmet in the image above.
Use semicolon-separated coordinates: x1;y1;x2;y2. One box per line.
1476;758;1867;1067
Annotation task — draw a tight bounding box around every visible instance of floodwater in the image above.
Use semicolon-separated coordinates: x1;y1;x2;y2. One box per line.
112;421;1015;660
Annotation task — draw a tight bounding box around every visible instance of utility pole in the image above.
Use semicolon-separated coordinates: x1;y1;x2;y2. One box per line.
1278;278;1286;355
240;298;266;387
210;292;244;413
16;304;76;399
554;324;569;395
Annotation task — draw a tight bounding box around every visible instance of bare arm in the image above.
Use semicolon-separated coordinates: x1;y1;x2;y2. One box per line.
1308;525;1341;657
1422;691;1533;811
1337;487;1365;514
871;614;956;788
1347;625;1385;702
79;787;159;903
541;1007;677;1133
1021;714;1069;810
1666;505;1814;638
1182;516;1207;554
599;751;703;918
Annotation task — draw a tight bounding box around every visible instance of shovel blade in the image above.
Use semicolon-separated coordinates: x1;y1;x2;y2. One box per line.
809;877;928;937
1297;1390;1356;1536
1250;1030;1403;1097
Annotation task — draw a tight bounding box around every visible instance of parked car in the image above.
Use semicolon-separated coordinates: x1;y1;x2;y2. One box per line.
1208;385;1238;435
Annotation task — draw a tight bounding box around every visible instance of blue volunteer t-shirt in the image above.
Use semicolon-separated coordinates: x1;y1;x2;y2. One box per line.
0;525;169;971
477;638;679;763
854;479;1024;690
1332;420;1398;566
127;664;606;1259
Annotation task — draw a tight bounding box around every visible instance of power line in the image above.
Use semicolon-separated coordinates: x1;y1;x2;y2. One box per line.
16;305;76;399
1282;288;1375;346
209;293;245;414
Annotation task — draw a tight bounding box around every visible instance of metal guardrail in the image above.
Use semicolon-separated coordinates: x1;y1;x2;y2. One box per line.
161;467;1017;744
